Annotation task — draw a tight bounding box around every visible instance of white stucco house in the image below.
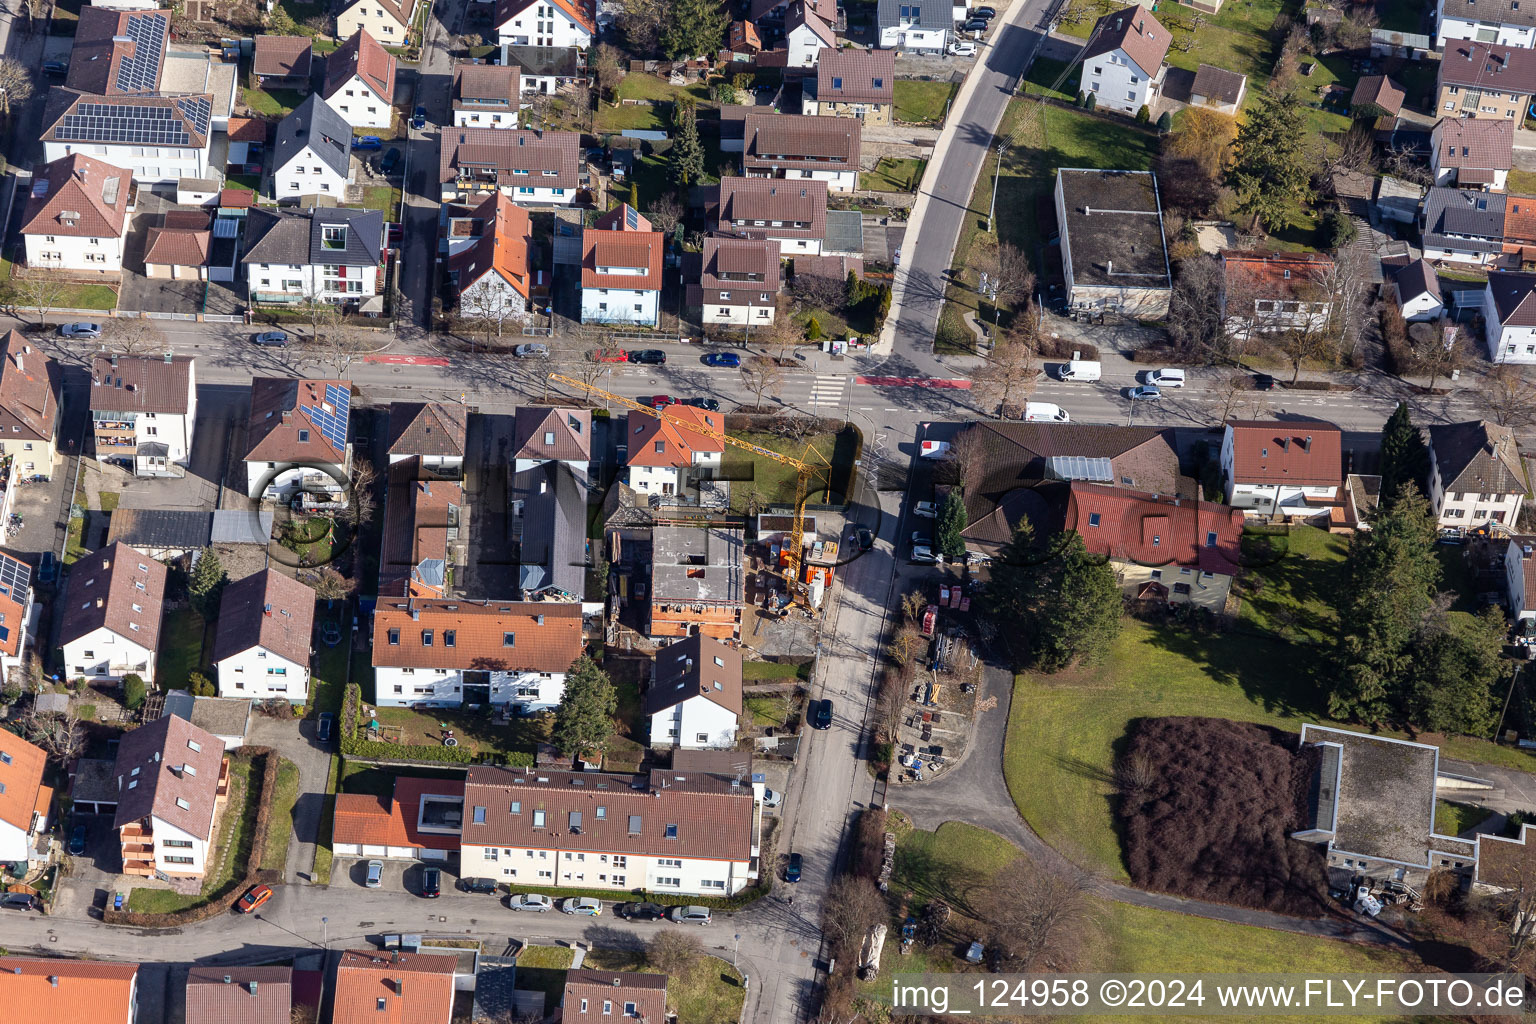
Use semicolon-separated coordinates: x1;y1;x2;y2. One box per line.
212;569;316;702
322;29;398;131
1427;420;1526;530
89;353;197;478
512;405;591;481
1504;539;1536;620
1081;4;1171;115
273;94;354;200
1484;270;1536;363
0;731;53;871
439;127;581;204
741;111;861;193
1390;259;1445;322
452;63;522;127
41;90;215;185
714;177;829;256
20;153;132;275
1436;0;1536;49
1221;419;1343;515
244;207;383;308
877;0;951;53
243;377;354;504
686;236;782;326
335;0;418;46
370;599;582;709
59;543;167;685
0;551;36;688
784;0;836;67
112;713;228;883
494;0;593;48
387;401;469;472
624;407;726;498
646;635;742;749
580;204;662;326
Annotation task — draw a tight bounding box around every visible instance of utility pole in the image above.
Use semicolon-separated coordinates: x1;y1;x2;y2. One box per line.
986;142;1006;235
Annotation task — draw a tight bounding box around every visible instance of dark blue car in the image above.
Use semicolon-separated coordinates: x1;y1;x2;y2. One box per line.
412;106;428;129
380;149;402;175
785;852;803;883
68;825;87;856
702;352;741;368
353;135;383;150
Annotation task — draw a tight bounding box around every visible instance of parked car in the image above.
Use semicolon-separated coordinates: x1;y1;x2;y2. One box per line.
457;876;499;894
855;526;874;551
513;343;550;358
948;41;977;56
509;893;554;912
972;5;996;16
365;860;384;888
617;901;667;921
785;852;803;883
1253;373;1277;391
59;322;102;339
1127;385;1163;401
39;552;57;584
252;331;288;347
420;866;441;898
914;501;938;518
385;222;404;246
43;60;68;75
643;395;678;409
380;148;402;175
237;884;274;913
702;352;741;368
811;699;834;730
669;905;712;925
911;545;940;565
963;17;988;31
1145;368;1185;388
68;824;87;856
589;347;629;362
561;897;603;916
629;349;667;365
316;712;334;743
353;135;383;150
412;106;428;129
0;893;39;912
681;397;721;411
761;787;782;808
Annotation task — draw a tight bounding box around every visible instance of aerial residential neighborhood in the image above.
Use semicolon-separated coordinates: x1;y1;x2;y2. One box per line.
12;0;1536;1019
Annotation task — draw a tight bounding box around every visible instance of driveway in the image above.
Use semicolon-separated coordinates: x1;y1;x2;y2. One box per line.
52;812;124;920
1442;758;1536;818
117;190;207;315
247;712;335;884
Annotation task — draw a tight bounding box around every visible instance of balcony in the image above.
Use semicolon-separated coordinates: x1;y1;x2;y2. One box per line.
94;435;137;450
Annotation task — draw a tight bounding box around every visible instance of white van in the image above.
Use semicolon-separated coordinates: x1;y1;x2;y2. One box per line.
1056;360;1101;382
1146;368;1185;388
1023;402;1070;422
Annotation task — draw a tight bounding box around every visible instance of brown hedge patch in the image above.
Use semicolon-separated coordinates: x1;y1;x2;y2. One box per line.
102;746;280;928
1116;717;1328;917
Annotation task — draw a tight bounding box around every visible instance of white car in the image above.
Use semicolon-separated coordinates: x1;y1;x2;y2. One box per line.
762;787;782;808
508;893;553;912
912;544;941;565
59;322;102;339
949;41;977;56
914;501;938;518
561;897;603;916
1145;368;1186;388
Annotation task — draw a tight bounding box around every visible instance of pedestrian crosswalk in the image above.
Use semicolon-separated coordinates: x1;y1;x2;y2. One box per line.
807;374;845;411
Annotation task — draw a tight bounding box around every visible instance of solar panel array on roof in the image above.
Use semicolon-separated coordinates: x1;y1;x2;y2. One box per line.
305;383;351;453
114;11;167;93
56;101;194;146
0;555;30;597
1047;455;1115;482
625;205;638;229
177;96;212;137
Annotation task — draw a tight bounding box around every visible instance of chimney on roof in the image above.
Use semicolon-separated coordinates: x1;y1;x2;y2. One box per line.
395;979;404;996
613;978;622;987
1280;437;1290;451
264;603;272;616
411;606;420;620
224;976;232;985
1301;435;1312;451
49;976;58;988
12;352;20;373
249;981;258;996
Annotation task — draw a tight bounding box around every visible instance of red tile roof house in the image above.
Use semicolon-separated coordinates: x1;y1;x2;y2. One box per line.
0;330;61;479
212;569;316;703
142;209;213;281
561;970;667;1024
0;956;139;1024
0;729;54;870
323;29;399;131
185;967;293;1024
112;712;230;884
741;111;861;193
387;401;469;473
1219;419;1343;518
370;597;582;709
243;377;353;504
580;204;663;326
715;176;829;256
1430;117;1513;190
333;949;457;1024
20;152;133;276
1064;481;1244;610
459;764;759;896
452;63;522;128
439;127;581;204
59;542;167;684
512;406;592;481
686;235;783;327
800;48;895;124
446;192;537;324
646;634;743;749
253;35;314;91
378;458;462;598
332;775;465;860
1218;250;1336;341
624;406;726;500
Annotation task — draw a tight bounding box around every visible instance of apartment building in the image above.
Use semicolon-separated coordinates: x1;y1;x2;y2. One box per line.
89;352;197;478
112;713;229;883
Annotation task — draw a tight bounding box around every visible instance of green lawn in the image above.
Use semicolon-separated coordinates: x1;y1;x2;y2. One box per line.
597;76;714;132
128;755;257;913
1058;0;1284;82
1511;168;1536;194
893;80;957;124
895;821;1019;915
745;695;787;726
586;948;745;1024
722;428;856;514
260;758;302;874
859;157;927;193
742;660;805;680
367;705;550;757
361;186;403;217
312;753;340;885
936;99;1157;351
242;87;305;118
157;608;209;691
1436;799;1493;838
0;258;118;311
310;639;348;717
513;945;575;1017
1022;56;1080;102
98;491;120;512
1235;524;1349;645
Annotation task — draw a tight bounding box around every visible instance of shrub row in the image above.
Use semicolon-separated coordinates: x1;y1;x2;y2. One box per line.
473;879;770;913
102;747;279;928
341;681;361;741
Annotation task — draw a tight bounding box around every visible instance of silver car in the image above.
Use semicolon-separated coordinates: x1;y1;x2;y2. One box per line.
59;322;102;339
365;859;383;887
508;893;554;912
514;343;550;358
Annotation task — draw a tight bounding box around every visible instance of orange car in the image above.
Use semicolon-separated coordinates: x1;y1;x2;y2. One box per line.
237;884;273;913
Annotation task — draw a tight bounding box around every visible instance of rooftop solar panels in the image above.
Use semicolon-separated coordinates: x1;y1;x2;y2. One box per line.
177;96;211;137
54;98;205;147
113;11;167;93
1047;455;1115;483
624;205;638;229
0;553;32;600
305;383;351;453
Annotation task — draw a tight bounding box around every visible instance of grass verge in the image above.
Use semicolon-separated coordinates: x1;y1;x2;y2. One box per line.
894;80;958;124
261;758;302;874
312;753;340;885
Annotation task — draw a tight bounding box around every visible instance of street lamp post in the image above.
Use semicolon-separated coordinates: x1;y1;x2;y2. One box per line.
321;916;328;950
986;142;1006;235
733;933;741;968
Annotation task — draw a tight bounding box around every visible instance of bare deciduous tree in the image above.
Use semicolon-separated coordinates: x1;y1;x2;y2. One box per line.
0;57;35;116
647;929;703;974
789;271;844;315
341;458;378;528
107;318;166;356
17;701;85;765
592;44;624;104
17;272;65;327
760;298;803;362
460;279;527;347
972;336;1038;416
820;876;885;961
984;859;1097;971
645;193;683;237
742;356;783;408
617;0;663;52
1407;319;1469;392
1480;366;1536;427
943;426;987;491
1166;256;1228;363
1214;371;1269;424
978;241;1035;313
305;565;356;602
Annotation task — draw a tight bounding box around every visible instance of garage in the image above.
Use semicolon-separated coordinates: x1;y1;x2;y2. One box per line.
362;844;388;858
421;847;449;862
68;758;120;816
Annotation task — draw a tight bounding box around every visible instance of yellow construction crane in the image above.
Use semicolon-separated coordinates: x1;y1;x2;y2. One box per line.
548;373;832;600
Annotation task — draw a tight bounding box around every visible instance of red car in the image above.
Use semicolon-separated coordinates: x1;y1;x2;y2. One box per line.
588;348;629;363
237;883;273;913
643;395;677;409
